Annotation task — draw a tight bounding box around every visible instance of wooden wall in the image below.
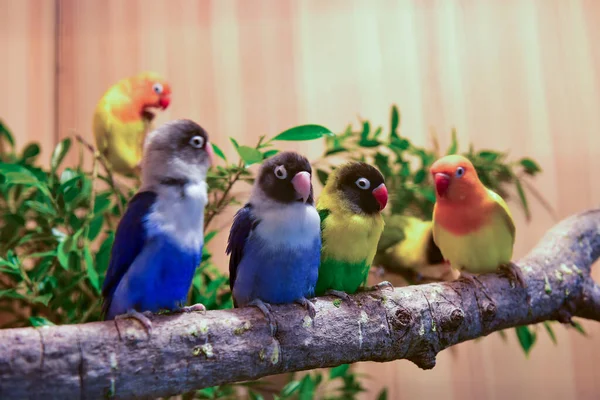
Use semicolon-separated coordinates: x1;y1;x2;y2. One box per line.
2;0;600;399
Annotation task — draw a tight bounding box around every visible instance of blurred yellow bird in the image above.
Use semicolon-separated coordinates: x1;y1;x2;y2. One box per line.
93;72;171;176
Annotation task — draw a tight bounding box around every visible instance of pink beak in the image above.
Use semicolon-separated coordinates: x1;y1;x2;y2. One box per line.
291;171;311;203
372;183;388;211
434;173;450;197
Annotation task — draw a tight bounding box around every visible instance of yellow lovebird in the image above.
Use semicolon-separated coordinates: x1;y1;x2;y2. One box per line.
93;72;171;176
315;162;391;300
430;155;526;288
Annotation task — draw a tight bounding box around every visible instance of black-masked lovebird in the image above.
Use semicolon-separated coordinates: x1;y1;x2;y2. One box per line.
93;72;171;176
101;120;214;333
227;152;321;333
430;155;526;289
315;162;392;300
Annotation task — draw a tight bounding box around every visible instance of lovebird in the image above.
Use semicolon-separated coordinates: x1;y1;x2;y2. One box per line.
227;151;321;332
374;214;445;279
315;162;391;300
430;155;525;288
93;72;171;176
101;119;214;332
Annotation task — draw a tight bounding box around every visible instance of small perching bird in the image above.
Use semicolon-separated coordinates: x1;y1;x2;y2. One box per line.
315;162;392;300
101;119;214;332
430;155;526;289
93;71;172;176
227;152;321;334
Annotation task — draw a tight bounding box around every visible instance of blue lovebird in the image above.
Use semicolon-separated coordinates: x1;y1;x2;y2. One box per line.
227;151;321;333
101;119;214;332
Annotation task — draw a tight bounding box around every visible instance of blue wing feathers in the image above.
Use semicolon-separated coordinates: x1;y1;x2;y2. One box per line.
226;204;258;292
101;191;157;317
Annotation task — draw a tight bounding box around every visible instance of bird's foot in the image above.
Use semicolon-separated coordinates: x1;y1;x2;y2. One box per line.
178;303;207;314
249;299;276;336
295;297;317;320
499;262;531;305
115;309;153;334
498;262;527;289
363;280;394;292
325;289;351;302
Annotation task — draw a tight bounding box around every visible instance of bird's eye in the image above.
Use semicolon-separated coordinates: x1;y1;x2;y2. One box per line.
152;83;163;94
455;166;465;178
355;177;371;190
189;135;205;149
274;165;287;180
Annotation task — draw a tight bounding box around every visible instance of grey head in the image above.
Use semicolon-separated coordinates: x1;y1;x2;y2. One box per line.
141;119;214;190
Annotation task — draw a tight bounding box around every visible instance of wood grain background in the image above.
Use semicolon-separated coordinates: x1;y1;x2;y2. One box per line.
2;0;600;399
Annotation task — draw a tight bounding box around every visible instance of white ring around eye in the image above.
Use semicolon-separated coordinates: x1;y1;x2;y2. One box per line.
274;165;288;180
355;177;371;190
455;166;465;178
153;83;163;94
189;135;204;148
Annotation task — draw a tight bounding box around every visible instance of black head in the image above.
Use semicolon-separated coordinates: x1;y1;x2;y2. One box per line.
257;151;314;204
334;162;388;214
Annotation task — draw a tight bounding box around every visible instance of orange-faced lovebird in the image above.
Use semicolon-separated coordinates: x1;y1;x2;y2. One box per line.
93;72;171;176
315;162;392;301
430;155;526;289
101;119;215;332
227;152;321;334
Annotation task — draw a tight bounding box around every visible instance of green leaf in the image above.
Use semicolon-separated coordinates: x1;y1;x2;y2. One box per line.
515;325;536;355
57;235;77;270
204;230;218;244
0;120;15;148
280;380;301;397
93;193;112;214
543;322;557;345
235;146;263;167
229;137;240;149
84;245;100;293
360;121;370;141
390;105;400;139
330;364;350;379
263;149;279;159
32;293;53;306
95;232;115;275
358;139;380;148
514;178;531;220
21;143;41;161
50;138;72;172
248;391;264;400
298;374;315;400
316;169;329;186
520;158;542;175
211;143;227;161
413;169;427;184
271;124;334;141
24;200;56;216
373;127;383;138
478;150;499;162
0;164;42;186
446;128;458;155
87;215;104;241
29;316;56;327
571;320;587;336
325;146;347;156
390;137;410;151
377;388;388;400
0;289;26;300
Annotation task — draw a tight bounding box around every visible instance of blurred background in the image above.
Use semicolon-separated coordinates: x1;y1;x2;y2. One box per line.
2;0;600;399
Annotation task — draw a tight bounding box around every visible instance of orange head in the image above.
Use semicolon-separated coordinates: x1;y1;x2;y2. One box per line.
129;71;172;114
430;155;483;204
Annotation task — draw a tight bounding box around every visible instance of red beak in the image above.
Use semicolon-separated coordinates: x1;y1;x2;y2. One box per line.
372;183;388;211
434;173;450;197
159;95;170;109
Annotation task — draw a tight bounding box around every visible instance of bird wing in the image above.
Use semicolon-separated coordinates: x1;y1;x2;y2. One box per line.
487;189;516;245
101;191;157;316
226;204;259;292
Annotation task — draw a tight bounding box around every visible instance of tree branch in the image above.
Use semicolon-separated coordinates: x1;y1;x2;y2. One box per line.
1;209;600;399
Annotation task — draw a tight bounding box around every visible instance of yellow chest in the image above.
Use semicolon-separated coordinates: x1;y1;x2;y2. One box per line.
432;212;514;273
321;210;384;264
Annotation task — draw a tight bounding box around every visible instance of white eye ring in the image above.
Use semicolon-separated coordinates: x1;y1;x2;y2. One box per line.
455;166;465;178
274;165;287;180
152;83;163;94
189;135;205;148
355;177;371;190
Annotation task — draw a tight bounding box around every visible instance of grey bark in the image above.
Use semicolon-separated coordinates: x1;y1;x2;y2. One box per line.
1;209;600;400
